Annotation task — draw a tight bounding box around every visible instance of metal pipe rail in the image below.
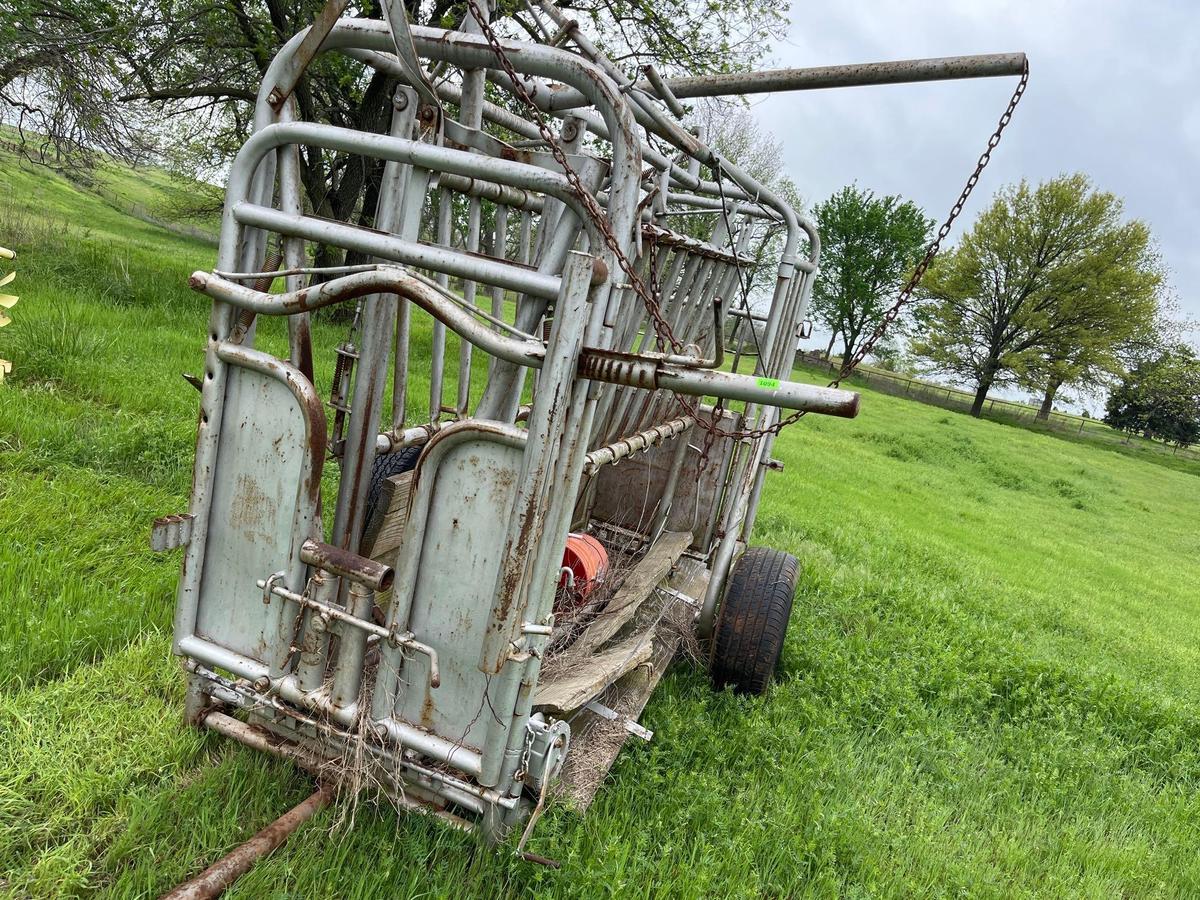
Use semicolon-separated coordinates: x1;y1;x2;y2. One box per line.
504;50;1028;110
651;53;1029;98
192;268;859;417
257;574;442;687
161;765;331;900
220;119;606;301
583;415;693;476
190;268;549;368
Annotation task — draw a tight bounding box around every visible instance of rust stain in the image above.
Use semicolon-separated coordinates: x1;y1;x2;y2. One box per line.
229;472;273;532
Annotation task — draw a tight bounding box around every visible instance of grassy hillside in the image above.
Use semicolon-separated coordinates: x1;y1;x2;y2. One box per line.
2;150;1200;898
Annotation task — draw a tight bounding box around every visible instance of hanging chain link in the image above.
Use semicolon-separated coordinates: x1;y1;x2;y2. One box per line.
462;0;1028;442
465;0;685;351
827;59;1030;389
724;55;1032;441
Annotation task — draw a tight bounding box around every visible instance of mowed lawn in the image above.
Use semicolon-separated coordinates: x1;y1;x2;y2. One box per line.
2;152;1200;899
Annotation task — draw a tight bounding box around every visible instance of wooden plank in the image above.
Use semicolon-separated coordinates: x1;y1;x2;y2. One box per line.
557;557;710;810
361;472;413;614
571;530;692;655
533;633;654;713
360;471;413;559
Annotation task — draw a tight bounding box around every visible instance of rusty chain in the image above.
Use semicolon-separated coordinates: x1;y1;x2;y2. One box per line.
727;54;1031;441
464;0;685;351
461;0;1028;443
826;59;1030;390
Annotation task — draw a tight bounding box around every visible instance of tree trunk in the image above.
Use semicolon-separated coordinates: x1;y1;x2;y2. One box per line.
1035;377;1062;422
823;333;837;360
970;361;999;418
839;330;860;376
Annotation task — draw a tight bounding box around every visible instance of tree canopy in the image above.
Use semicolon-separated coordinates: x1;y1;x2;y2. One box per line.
809;185;932;369
1104;344;1200;448
911;174;1163;417
2;0;785;174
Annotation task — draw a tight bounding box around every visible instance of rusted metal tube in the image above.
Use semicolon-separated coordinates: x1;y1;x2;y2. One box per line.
436;172;545;213
191;268;549;367
300;539;394;591
655;53;1028;99
659;366;859;417
161;772;331;900
375;404;531;454
576;351;860;417
583;416;694;476
201;710;323;766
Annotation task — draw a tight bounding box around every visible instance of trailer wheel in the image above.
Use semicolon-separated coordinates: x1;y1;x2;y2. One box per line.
709;547;799;695
363;447;420;540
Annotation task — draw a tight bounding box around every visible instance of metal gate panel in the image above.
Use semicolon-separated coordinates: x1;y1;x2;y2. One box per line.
192;357;320;670
381;426;525;751
589;407;737;550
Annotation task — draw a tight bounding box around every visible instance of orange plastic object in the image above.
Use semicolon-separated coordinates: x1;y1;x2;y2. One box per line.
559;532;609;599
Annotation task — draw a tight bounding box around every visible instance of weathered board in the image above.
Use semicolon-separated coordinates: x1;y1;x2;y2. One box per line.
533;632;655;713
361;471;413;614
361;471;414;559
557;556;710;809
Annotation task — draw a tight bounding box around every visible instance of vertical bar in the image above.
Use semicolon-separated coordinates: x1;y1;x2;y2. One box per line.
278;129;313;382
518;209;535;397
386;86;421;429
458;195;482;415
488;203;509;379
430;188;452;419
478;251;595;674
476;119;588;423
330;91;417;554
454;0;489;417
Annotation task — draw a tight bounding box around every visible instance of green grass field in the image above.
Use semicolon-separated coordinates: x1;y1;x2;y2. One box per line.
2;149;1200;898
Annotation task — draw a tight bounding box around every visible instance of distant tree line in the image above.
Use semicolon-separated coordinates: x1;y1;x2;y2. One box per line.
809;176;1198;447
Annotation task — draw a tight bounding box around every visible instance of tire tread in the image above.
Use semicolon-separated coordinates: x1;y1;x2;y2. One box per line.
710;547;799;694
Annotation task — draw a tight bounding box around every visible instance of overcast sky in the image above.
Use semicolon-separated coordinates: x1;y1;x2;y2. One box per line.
752;0;1200;366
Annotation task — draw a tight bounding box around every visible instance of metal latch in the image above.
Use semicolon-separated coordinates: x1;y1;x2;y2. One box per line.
658;585;701;610
150;513;195;551
584;700;653;742
763;457;784;472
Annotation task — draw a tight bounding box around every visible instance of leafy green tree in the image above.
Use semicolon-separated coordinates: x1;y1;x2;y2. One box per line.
0;0;158;169
809;185;932;369
1017;247;1162;420
912;174;1163;417
1104;344;1200;447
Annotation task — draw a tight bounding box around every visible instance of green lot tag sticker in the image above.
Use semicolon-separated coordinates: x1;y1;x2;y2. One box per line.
756;377;780;390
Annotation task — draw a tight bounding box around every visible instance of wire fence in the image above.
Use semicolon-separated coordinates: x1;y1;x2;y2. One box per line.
794;351;1200;462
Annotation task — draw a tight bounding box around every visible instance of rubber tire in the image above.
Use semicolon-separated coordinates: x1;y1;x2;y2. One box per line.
710;547;799;695
362;446;420;541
